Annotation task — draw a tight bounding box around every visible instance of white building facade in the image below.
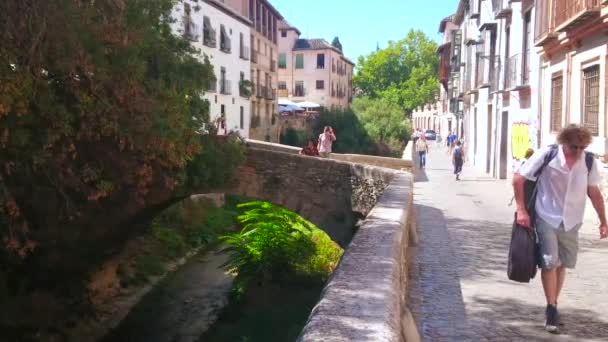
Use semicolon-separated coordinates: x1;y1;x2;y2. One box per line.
415;0;541;179
172;0;253;138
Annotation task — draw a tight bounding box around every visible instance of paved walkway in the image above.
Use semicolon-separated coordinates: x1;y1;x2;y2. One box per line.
408;142;608;341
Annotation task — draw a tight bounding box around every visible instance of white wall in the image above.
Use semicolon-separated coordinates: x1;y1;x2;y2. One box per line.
172;0;252;138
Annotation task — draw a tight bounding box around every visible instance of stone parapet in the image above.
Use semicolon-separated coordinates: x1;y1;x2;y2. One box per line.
298;172;417;342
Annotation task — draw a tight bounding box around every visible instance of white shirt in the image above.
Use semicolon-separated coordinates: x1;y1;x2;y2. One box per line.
519;145;602;231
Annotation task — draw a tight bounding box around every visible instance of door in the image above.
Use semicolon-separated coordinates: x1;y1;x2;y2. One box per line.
499;111;509;179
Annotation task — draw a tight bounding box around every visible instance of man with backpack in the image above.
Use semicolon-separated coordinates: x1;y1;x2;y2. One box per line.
512;124;608;334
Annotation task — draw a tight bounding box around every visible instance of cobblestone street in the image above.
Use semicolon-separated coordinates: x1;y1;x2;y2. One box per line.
408;142;608;341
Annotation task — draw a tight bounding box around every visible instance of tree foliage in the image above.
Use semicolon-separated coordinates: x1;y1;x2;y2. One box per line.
350;97;412;154
0;0;244;330
331;36;343;52
353;29;439;114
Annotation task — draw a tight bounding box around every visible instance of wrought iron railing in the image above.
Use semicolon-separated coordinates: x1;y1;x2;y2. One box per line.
220;79;231;95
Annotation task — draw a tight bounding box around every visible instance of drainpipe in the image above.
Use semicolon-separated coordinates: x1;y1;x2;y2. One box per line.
565;51;572;125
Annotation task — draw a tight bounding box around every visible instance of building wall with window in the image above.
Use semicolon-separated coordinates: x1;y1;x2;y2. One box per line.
435;0;541;179
536;6;608;156
277;21;354;111
172;0;252;138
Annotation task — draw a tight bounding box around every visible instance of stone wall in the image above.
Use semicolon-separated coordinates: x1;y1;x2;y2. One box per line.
234;140;419;340
232;146;396;246
297;172;417;342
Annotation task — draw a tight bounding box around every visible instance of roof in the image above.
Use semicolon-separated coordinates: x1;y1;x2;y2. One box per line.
259;0;284;20
438;14;454;33
453;0;467;25
278;20;301;35
293;38;354;64
436;42;451;54
294;38;334;50
340;55;355;66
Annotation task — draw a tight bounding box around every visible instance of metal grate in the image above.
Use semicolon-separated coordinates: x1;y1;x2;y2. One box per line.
550;75;563;132
583;65;600;135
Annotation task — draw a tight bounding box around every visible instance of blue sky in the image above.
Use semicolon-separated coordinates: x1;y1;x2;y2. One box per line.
271;0;458;63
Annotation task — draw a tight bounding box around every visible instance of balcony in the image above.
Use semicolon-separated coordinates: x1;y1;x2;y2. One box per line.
220;79;231;95
489;58;502;93
492;0;512;19
475;55;488;88
265;88;276;100
203;27;217;48
555;0;601;32
278;88;288;97
256;85;264;98
535;0;602;45
239;80;253;98
294;86;305;97
220;37;231;53
240;45;250;60
505;54;530;90
251;50;258;64
270;59;276;72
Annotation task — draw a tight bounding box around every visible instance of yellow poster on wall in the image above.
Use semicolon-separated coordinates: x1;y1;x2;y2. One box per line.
511;122;532;159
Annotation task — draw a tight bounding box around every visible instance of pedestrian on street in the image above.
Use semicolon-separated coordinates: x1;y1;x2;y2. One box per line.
317;126;336;158
447;131;458;155
416;135;429;169
452;140;464;180
513;124;608;334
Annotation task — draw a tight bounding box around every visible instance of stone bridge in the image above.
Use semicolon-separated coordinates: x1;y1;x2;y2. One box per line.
229;140;418;341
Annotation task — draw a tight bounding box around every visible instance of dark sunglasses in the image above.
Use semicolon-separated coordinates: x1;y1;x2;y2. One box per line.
569;144;587;151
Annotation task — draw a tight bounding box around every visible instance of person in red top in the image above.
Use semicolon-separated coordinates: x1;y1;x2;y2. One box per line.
299;139;319;156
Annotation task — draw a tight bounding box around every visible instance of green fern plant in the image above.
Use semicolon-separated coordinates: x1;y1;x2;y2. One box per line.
219;201;318;284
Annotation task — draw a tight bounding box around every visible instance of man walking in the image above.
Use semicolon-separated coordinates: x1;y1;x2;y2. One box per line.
513;124;608;333
416;135;429;169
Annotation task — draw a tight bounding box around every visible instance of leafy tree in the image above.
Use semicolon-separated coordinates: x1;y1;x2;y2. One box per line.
313;110;374;155
353;29;439;114
0;0;244;333
331;36;343;52
350;97;412;155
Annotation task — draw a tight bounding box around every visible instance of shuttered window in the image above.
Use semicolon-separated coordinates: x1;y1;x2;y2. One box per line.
582;65;600;135
295;54;304;69
550;75;563;132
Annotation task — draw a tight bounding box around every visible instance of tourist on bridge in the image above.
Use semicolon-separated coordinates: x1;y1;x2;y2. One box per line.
317;126;336;158
416;135;429;169
513;124;608;334
452;140;464;180
299;138;319;157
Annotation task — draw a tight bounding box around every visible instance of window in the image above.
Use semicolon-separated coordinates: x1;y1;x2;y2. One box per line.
240;106;244;129
582;65;600;135
281;30;287;37
316;80;324;89
220;25;231;53
550;75;563;132
295;54;304;69
317;53;325;69
278;81;287;90
203;16;216;47
265;103;269;117
278;53;287;68
295;81;304;96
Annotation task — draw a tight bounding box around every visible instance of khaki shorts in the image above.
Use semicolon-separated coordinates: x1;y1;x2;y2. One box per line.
536;217;581;270
319;152;330;158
